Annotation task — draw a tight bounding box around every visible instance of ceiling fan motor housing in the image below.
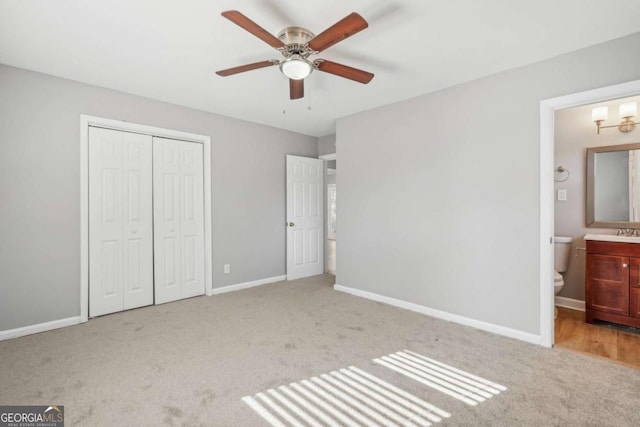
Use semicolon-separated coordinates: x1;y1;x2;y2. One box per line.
278;27;315;57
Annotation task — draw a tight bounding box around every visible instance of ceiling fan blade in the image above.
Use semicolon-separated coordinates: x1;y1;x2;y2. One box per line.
221;10;284;49
216;60;278;76
316;60;374;84
290;79;304;99
308;13;368;52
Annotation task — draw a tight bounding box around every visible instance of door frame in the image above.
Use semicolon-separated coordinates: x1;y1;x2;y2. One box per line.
318;153;336;161
539;79;640;347
327;183;337;240
80;115;213;322
319;153;336;274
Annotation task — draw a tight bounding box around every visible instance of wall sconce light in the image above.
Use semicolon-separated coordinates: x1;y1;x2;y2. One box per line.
592;102;637;134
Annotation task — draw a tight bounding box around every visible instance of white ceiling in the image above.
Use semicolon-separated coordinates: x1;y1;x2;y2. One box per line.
1;1;640;137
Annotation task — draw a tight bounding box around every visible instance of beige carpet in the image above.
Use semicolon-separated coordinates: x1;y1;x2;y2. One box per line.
0;274;638;426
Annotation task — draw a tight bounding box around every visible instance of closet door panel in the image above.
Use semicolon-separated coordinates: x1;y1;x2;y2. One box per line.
89;127;153;316
153;137;205;303
89;127;124;316
180;142;205;298
122;132;154;310
154;138;183;304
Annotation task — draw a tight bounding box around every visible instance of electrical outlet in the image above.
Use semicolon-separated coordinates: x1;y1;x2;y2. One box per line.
224;264;230;274
557;189;567;201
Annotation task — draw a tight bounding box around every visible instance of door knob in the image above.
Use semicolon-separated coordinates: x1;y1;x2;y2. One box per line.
623;263;629;268
288;222;295;227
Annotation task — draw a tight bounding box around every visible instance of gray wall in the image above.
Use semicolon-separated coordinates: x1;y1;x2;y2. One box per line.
554;95;640;300
318;134;336;156
0;64;317;331
336;32;640;336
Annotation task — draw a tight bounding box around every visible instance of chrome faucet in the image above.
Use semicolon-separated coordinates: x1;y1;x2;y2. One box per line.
616;228;639;236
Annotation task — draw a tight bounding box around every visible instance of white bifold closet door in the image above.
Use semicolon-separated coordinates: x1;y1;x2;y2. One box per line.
89;127;154;317
153;137;205;304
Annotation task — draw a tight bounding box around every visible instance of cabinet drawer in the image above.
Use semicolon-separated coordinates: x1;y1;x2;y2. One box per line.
587;240;640;257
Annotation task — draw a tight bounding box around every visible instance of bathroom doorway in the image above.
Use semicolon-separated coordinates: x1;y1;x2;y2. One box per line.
540;79;640;350
552;95;640;367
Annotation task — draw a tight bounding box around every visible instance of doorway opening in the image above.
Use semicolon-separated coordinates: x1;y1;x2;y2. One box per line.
539;79;640;349
319;153;337;278
552;95;640;367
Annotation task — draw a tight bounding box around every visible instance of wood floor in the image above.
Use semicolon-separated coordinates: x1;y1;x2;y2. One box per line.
555;307;640;368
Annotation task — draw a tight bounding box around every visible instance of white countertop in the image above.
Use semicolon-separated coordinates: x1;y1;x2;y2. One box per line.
584;233;640;243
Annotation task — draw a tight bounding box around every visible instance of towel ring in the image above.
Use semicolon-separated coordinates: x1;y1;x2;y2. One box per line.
554;166;570;182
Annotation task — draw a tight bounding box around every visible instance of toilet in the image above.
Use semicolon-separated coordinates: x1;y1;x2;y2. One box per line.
554;236;572;317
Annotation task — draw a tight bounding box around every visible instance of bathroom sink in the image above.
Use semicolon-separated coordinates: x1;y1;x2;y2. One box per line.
584;234;640;243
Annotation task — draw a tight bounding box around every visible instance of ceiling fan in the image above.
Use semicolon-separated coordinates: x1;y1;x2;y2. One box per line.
216;10;375;100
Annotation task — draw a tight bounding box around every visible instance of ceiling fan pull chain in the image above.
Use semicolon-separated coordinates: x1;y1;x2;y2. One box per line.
282;77;287;115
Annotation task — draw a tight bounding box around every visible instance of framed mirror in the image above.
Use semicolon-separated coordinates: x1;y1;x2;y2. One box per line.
587;142;640;228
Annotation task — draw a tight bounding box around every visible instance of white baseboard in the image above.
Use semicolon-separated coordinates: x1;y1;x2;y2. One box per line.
1;275;288;340
555;296;585;312
0;316;82;341
211;275;286;295
334;284;541;345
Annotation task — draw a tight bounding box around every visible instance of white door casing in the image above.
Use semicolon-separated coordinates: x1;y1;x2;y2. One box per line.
89;127;153;317
328;184;337;240
286;155;324;280
153;137;205;304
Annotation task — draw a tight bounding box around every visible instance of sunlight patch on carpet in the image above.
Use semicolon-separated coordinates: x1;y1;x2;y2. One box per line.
242;366;450;426
374;350;507;406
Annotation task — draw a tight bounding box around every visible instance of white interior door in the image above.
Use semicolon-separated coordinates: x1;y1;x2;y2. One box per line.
89;127;153;317
286;155;324;280
153;137;205;304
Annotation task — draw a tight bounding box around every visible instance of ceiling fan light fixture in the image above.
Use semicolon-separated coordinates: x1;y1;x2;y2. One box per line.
280;55;313;80
217;10;374;100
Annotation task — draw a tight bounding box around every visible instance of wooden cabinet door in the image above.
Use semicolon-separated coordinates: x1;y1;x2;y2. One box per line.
630;258;640;318
630;289;640;318
630;257;640;288
586;254;629;316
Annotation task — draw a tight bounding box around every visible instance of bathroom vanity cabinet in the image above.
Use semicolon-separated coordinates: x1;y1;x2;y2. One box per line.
585;240;640;327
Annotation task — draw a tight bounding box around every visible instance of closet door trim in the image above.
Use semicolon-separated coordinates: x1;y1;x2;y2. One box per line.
80;115;213;322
